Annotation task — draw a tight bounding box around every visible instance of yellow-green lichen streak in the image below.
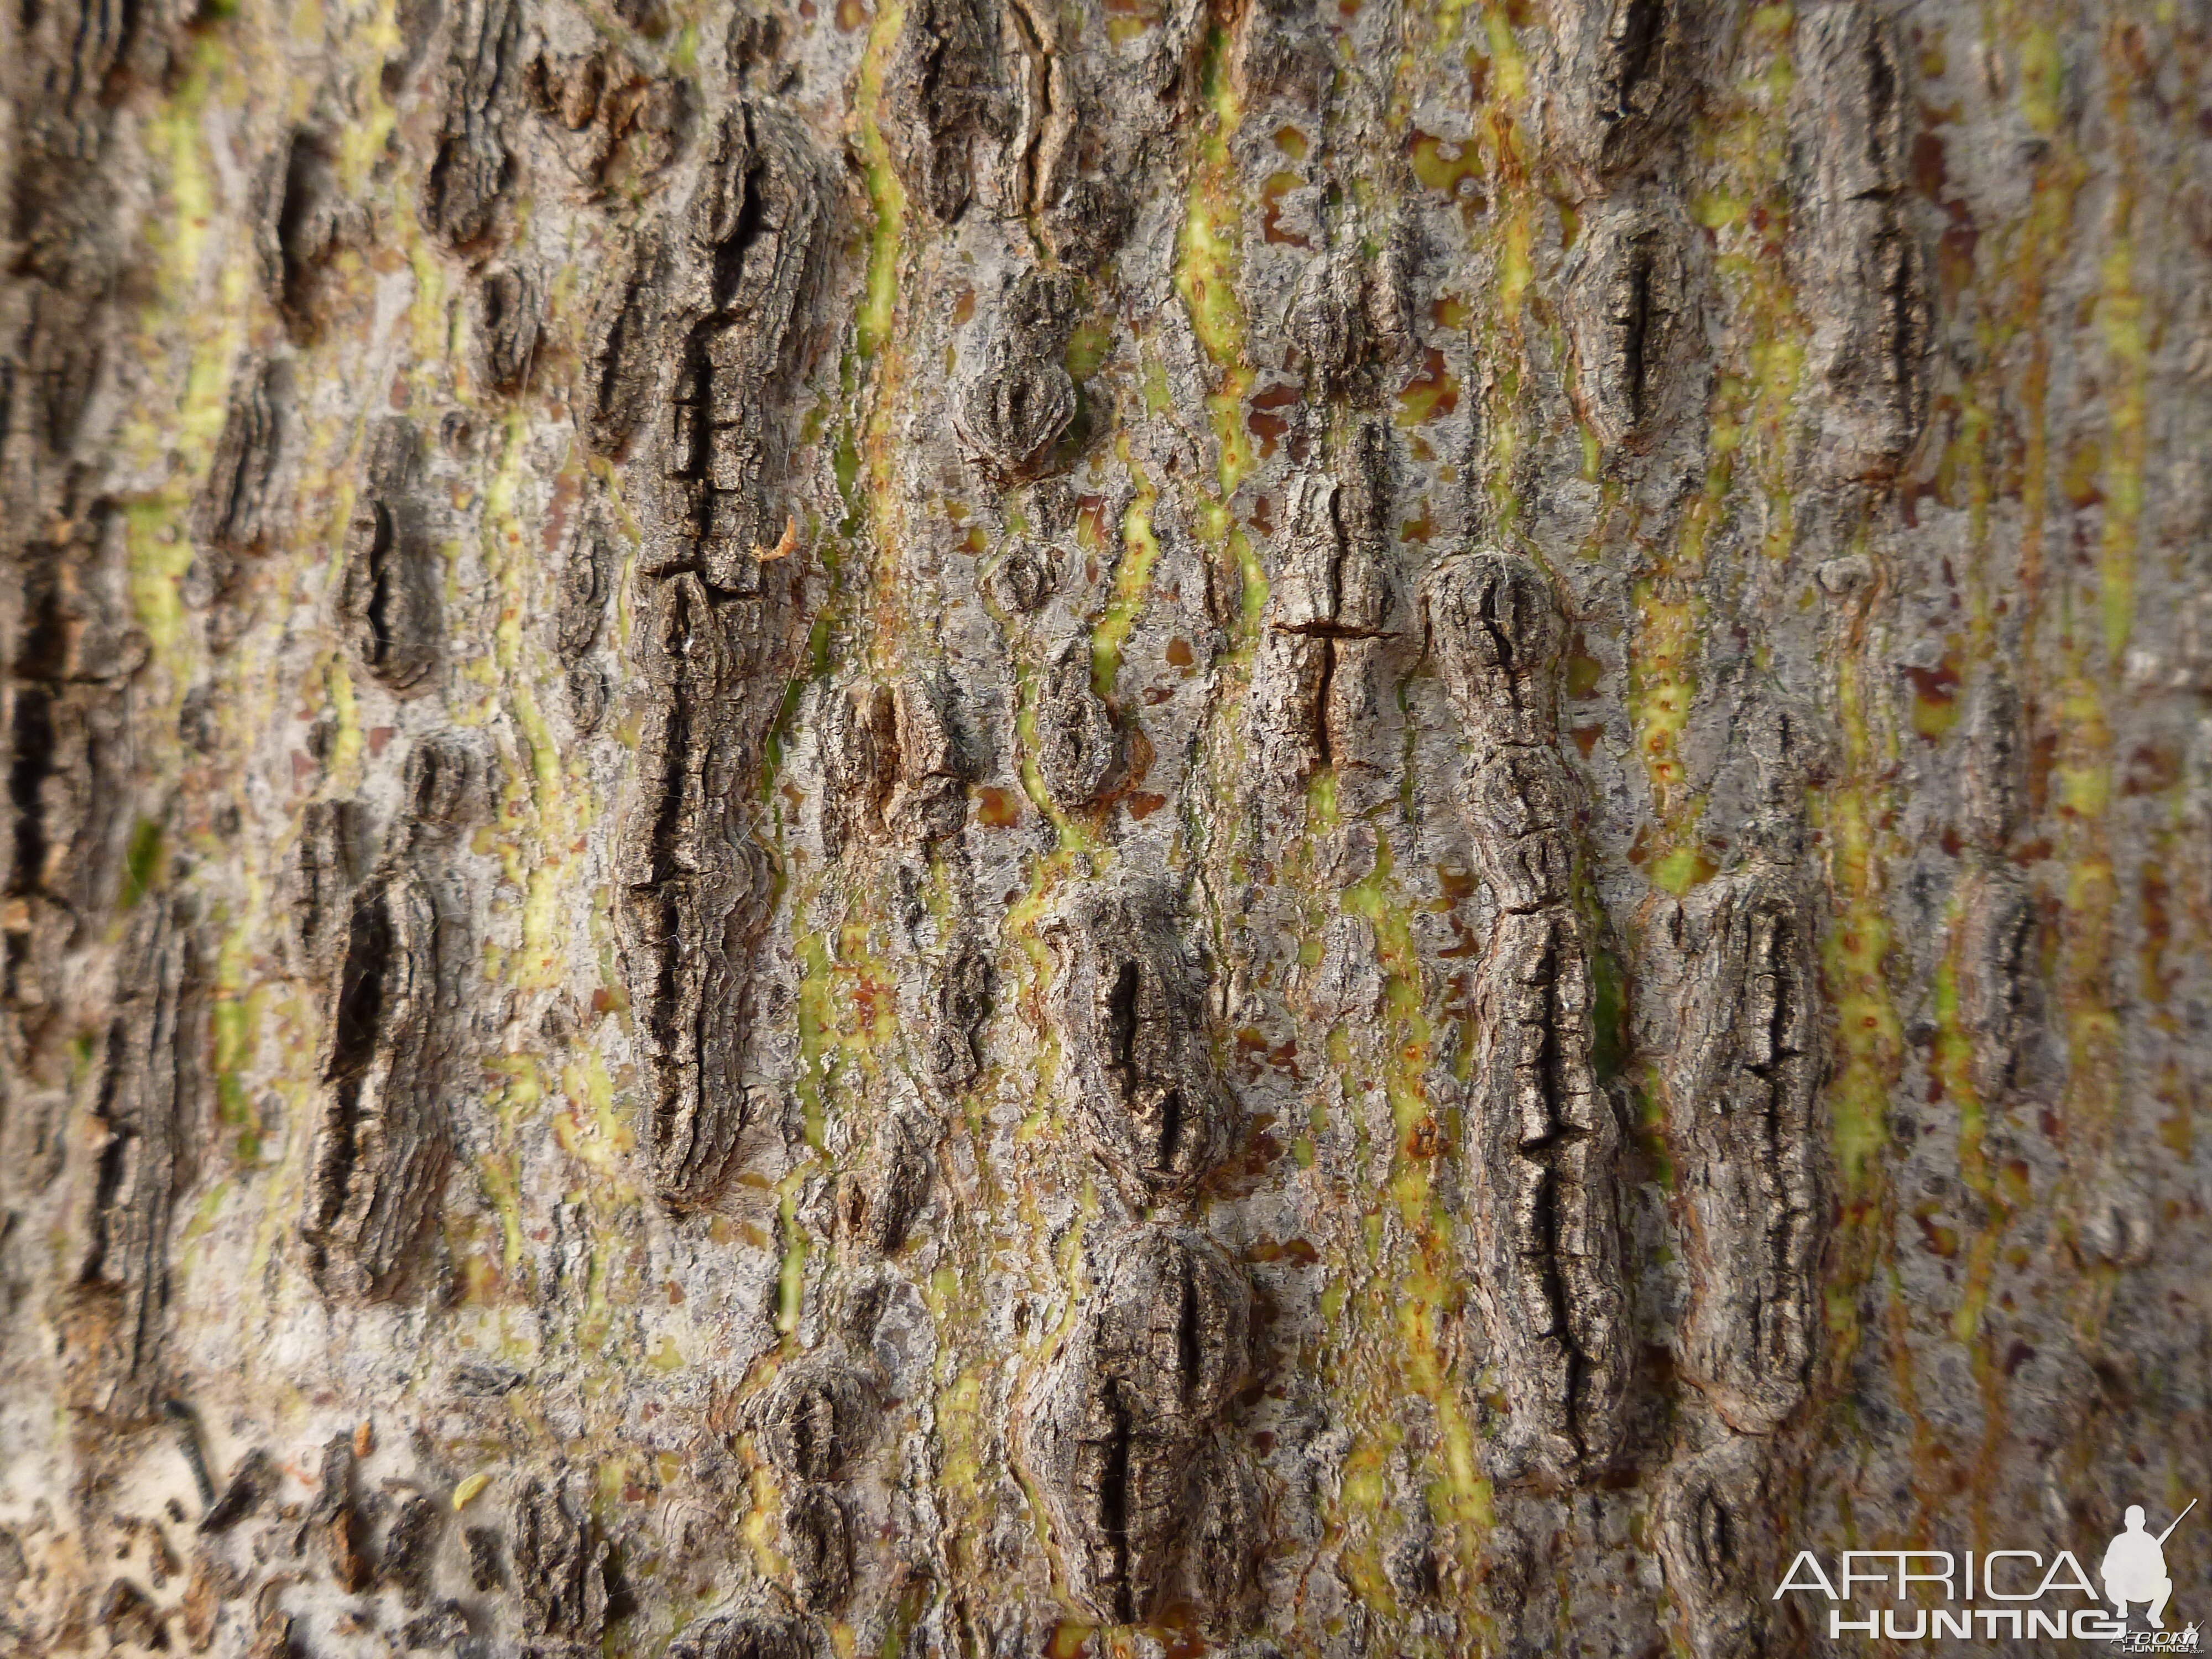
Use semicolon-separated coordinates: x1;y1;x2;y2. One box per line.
1091;451;1162;700
1176;28;1267;634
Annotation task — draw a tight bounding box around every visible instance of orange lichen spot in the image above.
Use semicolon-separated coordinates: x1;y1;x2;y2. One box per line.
1262;171;1312;247
1249;382;1301;456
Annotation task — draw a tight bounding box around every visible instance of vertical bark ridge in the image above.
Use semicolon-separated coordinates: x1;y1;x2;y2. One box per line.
0;3;2205;1657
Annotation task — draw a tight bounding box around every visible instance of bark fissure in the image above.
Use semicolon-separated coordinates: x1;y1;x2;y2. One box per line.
1;3;2199;1654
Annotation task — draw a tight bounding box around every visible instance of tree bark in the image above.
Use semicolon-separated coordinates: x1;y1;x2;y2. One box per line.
2;0;2208;1655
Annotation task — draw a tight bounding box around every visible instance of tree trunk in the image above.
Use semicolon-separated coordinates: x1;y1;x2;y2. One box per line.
3;0;2207;1653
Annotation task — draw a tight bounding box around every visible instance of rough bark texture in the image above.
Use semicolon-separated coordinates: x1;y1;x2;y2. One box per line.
1;0;2208;1655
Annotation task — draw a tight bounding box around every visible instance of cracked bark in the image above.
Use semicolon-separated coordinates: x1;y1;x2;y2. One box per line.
3;2;2208;1657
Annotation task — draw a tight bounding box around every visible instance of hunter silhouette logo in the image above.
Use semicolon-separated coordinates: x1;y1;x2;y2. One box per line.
2103;1502;2190;1628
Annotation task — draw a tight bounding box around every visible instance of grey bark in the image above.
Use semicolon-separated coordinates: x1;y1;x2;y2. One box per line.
3;0;2210;1655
